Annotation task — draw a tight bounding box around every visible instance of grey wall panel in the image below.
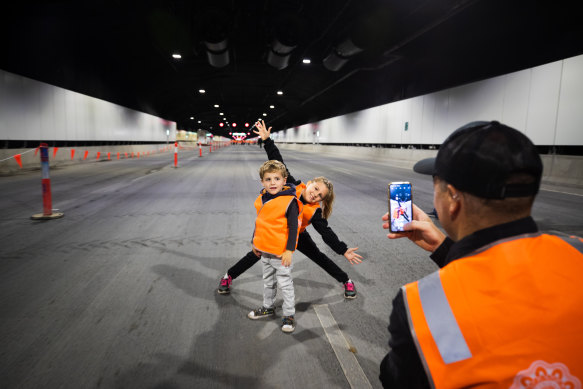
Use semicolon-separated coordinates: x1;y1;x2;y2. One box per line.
445;76;505;130
525;61;562;145
556;55;583;145
501;69;530;132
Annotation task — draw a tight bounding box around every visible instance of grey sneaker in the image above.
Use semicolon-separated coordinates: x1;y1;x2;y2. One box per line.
247;306;275;320
281;316;295;333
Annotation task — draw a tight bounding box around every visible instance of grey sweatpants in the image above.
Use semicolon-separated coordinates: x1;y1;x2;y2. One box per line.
262;254;295;317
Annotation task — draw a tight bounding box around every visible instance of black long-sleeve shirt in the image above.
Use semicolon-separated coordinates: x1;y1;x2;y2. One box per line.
263;137;348;255
379;216;539;388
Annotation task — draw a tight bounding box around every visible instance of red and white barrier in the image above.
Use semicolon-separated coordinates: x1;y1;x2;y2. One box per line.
174;142;178;167
31;143;64;220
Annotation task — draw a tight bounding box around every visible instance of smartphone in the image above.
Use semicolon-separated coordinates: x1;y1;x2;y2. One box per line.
388;182;413;233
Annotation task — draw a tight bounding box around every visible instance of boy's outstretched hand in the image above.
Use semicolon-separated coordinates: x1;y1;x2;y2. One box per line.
382;203;446;253
253;120;272;141
280;250;292;267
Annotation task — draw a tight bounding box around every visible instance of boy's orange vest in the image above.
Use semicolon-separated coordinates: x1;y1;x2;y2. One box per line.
295;182;320;233
252;192;302;256
403;233;583;388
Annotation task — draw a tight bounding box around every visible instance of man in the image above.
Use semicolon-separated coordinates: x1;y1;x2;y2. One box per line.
379;121;583;388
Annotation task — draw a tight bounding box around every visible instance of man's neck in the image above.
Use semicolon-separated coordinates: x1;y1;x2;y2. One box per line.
454;211;532;241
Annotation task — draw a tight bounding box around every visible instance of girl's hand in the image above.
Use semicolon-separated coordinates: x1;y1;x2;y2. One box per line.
252;247;262;258
280;250;292;267
344;247;363;265
382;204;446;253
253;120;272;141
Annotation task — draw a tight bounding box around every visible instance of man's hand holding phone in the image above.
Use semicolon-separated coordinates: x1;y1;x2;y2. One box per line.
382;204;446;253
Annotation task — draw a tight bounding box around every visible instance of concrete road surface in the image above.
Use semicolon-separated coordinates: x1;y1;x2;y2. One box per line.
1;144;582;389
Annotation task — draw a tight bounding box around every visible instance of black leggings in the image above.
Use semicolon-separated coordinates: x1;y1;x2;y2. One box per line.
227;231;349;284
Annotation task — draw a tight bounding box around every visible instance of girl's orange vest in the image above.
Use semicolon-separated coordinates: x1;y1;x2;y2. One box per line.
252;191;302;256
295;182;319;234
403;233;583;388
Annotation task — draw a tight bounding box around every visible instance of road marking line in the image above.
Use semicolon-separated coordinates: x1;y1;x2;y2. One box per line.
540;188;583;197
314;304;372;389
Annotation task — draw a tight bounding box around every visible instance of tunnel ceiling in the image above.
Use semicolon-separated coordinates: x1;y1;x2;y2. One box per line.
1;1;582;139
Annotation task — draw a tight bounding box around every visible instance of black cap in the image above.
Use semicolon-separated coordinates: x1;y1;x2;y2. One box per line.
413;121;543;199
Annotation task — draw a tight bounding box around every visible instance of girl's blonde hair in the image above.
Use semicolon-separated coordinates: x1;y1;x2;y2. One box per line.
311;176;334;219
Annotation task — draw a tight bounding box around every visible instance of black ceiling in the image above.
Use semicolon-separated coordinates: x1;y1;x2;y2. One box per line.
2;1;583;139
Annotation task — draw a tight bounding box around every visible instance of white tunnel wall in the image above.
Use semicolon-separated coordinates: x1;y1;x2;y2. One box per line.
0;70;176;142
275;54;583;147
1;55;582;147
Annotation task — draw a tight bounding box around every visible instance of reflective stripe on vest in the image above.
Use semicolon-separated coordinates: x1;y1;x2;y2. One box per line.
561;235;583;253
417;271;472;364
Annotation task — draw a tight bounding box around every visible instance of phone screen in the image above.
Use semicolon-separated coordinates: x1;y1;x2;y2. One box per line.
388;182;413;233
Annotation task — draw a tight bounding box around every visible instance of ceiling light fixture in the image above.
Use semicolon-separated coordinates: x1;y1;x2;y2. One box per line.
323;37;365;72
201;9;230;68
263;113;267;116
269;105;275;109
267;39;296;70
266;15;300;70
302;59;311;64
172;54;182;59
199;89;206;94
214;104;219;108
277;91;283;95
204;38;230;68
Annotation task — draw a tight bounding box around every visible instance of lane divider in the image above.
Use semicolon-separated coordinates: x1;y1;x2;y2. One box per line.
174;142;178;168
31;143;64;220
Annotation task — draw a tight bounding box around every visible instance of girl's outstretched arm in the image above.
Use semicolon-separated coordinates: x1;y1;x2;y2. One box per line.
253;120;299;184
311;209;363;264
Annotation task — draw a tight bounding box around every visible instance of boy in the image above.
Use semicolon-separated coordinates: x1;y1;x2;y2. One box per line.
247;160;302;333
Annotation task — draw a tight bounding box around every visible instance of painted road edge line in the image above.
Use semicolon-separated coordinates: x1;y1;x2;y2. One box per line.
314;304;372;389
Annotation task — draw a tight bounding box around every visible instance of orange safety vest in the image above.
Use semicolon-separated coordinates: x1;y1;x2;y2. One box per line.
295;182;319;233
252;192;302;256
402;233;583;389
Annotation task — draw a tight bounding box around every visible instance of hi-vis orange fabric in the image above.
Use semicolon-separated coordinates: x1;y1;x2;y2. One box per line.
295;182;319;233
403;233;583;388
253;192;302;256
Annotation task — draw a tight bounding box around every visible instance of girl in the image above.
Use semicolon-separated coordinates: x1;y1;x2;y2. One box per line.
218;120;363;298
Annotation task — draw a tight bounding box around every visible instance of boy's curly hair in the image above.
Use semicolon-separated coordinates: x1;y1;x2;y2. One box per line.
259;160;288;180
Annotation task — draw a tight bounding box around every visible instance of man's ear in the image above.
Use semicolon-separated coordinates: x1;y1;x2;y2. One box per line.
447;184;462;218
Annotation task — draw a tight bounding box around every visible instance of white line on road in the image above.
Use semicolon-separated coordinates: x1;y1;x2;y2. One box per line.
314;304;372;389
540;187;583;197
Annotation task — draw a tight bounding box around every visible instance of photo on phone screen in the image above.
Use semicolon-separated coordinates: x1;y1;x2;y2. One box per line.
388;182;413;233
